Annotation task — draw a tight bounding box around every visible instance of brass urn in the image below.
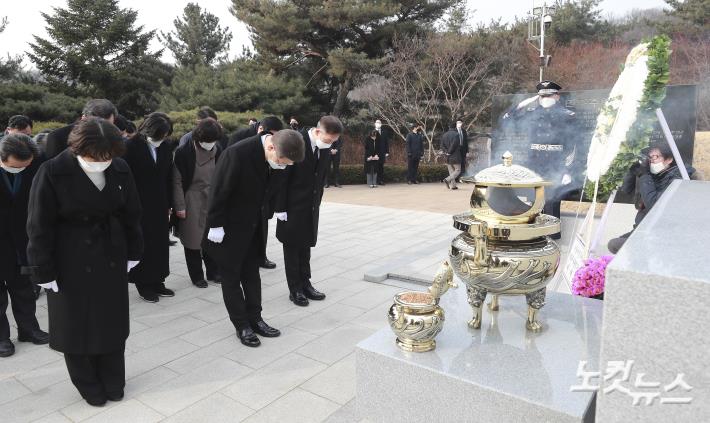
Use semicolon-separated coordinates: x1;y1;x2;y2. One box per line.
388;261;457;352
449;152;561;332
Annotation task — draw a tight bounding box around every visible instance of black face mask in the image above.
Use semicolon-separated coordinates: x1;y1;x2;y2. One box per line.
290;123;299;130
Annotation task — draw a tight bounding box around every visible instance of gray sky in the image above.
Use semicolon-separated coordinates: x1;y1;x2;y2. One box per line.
1;0;669;64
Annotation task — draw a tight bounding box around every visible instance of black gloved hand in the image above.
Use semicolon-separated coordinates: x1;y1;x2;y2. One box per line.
634;158;649;176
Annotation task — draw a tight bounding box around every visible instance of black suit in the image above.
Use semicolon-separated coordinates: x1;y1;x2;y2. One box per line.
276;129;330;295
43;124;75;159
228;125;258;147
123;136;173;293
457;128;468;176
405;132;424;182
1;160;42;342
326;138;342;186
203;135;283;330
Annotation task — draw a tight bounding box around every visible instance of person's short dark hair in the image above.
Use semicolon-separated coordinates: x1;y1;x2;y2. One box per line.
114;114;129;132
82;99;118;120
125;120;137;135
271;129;305;162
646;142;675;163
369;130;379;138
193;118;223;143
318;115;344;135
249;117;257;123
260;116;284;133
136;112;173;140
7;115;33;130
68;117;126;161
197;106;218;120
0;133;39;162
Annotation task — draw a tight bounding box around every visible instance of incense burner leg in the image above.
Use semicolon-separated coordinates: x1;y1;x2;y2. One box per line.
525;287;547;332
487;294;500;311
466;286;487;329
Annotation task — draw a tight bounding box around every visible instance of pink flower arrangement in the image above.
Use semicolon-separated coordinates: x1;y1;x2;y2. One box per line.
571;255;613;298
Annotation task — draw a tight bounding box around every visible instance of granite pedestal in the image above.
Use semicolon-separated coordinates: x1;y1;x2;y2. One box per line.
355;289;603;423
597;180;710;422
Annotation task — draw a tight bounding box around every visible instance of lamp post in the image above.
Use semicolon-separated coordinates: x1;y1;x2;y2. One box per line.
527;1;557;82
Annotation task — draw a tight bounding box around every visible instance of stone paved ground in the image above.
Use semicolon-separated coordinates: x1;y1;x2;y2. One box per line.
1;183;636;422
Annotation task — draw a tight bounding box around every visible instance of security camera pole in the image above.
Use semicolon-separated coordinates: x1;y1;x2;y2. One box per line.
528;1;556;82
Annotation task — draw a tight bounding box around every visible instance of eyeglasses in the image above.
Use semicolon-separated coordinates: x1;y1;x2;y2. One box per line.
648;154;663;161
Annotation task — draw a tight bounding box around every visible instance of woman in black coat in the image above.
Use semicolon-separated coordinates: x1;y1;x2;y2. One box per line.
123;112;174;303
364;130;380;188
25;118;143;406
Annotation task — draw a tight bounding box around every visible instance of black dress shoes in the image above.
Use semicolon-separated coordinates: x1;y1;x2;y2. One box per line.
251;320;281;337
155;285;175;297
304;285;326;301
18;329;49;345
139;290;159;303
237;327;261;347
193;279;208;288
0;339;15;357
106;391;124;402
259;258;277;269
207;274;223;284
85;396;107;407
289;291;309;307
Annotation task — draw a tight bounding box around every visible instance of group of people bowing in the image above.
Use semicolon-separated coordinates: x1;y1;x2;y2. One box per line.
0;99;344;407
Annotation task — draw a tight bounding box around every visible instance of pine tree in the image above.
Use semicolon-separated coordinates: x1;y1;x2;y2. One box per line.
160;3;233;68
230;0;460;117
28;0;165;117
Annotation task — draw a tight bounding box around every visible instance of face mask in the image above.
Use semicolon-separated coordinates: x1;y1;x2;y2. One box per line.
268;159;287;170
456;123;462;130
539;97;557;108
650;162;667;174
315;139;332;149
147;137;163;148
0;163;25;174
77;156;111;173
375;122;382;130
199;142;216;151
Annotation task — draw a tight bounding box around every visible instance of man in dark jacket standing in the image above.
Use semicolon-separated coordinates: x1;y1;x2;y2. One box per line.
43;99;117;159
441;124;462;190
325;136;342;188
374;119;390;185
0;135;48;357
455;119;469;177
276;116;344;307
204;130;305;347
405;125;424;184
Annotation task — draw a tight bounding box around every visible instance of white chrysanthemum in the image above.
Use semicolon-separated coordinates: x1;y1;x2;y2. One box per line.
586;43;650;182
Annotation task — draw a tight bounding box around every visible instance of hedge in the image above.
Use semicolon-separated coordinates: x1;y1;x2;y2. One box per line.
334;164;449;185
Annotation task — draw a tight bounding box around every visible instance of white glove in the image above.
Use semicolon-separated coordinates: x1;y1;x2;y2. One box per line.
39;281;59;292
207;227;225;243
275;212;288;222
127;260;140;272
561;174;572;186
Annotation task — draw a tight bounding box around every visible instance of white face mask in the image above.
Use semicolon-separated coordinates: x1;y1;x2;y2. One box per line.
315;139;332;149
539;97;557;108
268;159;287;170
1;163;25;174
375;122;382;130
77;156;111;173
650;162;667;175
147;137;163;148
199;142;216;151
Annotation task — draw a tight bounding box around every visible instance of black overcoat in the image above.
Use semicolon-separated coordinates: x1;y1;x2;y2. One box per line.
0;159;41;278
228;125;258;147
123;135;172;283
43;124;75;159
276;129;331;248
364;136;379;174
25;150;143;354
203;135;282;269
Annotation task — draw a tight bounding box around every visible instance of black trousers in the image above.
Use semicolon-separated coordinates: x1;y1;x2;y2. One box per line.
64;348;125;401
183;247;218;283
407;156;421;182
328;154;341;185
283;244;312;294
377;158;386;184
0;266;40;341
219;233;262;330
260;215;269;261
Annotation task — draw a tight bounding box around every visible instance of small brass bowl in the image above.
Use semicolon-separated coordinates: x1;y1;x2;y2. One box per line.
387;291;445;352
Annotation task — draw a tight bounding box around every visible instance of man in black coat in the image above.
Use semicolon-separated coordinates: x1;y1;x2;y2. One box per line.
325;136;342;188
233;117;284;270
276;116;344;307
204;129;305;347
405;125;424;184
123;113;174;303
0;135;49;357
374;119;390;185
43;99;117;160
441;124;462;190
455;119;469;177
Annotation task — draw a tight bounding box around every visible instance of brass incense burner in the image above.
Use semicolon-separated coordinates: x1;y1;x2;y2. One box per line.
449;152;561;332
